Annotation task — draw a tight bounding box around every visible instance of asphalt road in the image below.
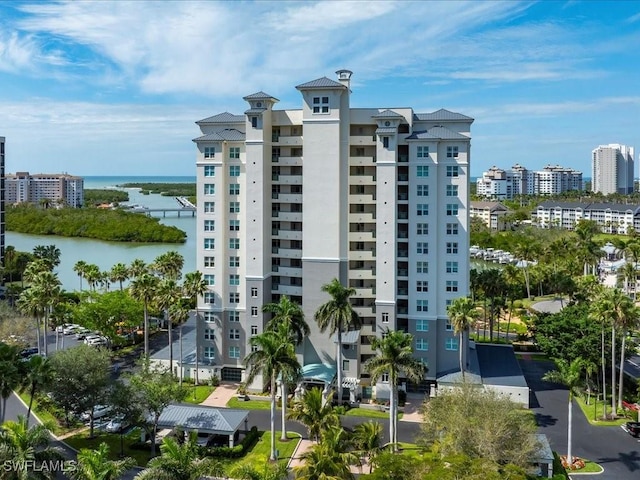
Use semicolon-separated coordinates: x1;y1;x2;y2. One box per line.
519;357;640;480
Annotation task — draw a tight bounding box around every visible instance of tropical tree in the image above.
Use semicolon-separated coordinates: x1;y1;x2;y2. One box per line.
364;329;426;452
71;442;136;480
315;278;361;404
233;463;289;480
109;263;130;291
263;295;309;440
182;271;207;309
134;432;224;480
287;387;339;443
84;264;102;292
244;326;301;461
155;279;182;374
170;302;191;385
293;425;358;480
153;251;184;281
129;273;159;357
73;260;88;291
352;421;383;473
20;355;53;426
32;245;61;270
0;343;22;423
617;301;640;411
29;271;62;357
16;288;44;356
447;297;479;379
128;259;148;280
513;240;539;299
542;358;584;467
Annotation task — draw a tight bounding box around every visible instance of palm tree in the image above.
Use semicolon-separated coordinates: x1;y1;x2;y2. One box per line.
73;260;88;291
4;245;17;284
543;358;584;467
29;271;62;357
364;329;426;452
109;263;130;291
244;326;301;461
617;301;639;411
84;264;101;291
314;278;361;404
170;302;191;385
156;279;182;374
293;425;358;480
128;259;148;280
352;421;382;473
16;288;44;356
287;387;339;443
0;415;63;477
447;297;479;379
263;295;310;440
134;432;224;480
588;288;610;419
182;271;207;309
130;273;159;357
32;245;61;270
153;251;184;281
233;463;288;480
20;355;53;426
513;240;539;299
620;261;638;300
0;343;22;423
71;442;136;480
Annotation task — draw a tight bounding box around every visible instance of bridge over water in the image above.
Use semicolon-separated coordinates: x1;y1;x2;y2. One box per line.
130;197;196;217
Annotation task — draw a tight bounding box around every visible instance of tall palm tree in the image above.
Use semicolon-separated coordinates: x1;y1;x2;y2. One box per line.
352;421;382;473
153;251;184;281
73;260;88;291
447;297;479;379
244;326;301;461
29;271;62;357
314;278;361;404
293;425;358;480
20;355;53;427
364;329;426;452
543;358;584;468
71;442;136;480
513;240;539;299
84;264;101;292
128;259;148;280
588;287;610;419
287;387;339;443
109;263;130;291
156;279;182;374
263;295;309;440
170;302;191;385
4;245;17;284
617;301;639;411
182;271;207;309
16;288;44;356
130;273;159;357
0;343;22;423
134;432;223;480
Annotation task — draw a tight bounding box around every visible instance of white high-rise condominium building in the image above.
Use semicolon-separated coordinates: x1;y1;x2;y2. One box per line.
476;164;582;199
5;172;84;208
0;137;4;268
592;144;635;195
192;71;472;399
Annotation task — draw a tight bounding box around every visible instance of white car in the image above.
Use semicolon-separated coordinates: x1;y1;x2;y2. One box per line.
80;405;112;422
105;415;130;433
63;324;81;335
74;328;91;340
56;323;75;333
86;336;108;347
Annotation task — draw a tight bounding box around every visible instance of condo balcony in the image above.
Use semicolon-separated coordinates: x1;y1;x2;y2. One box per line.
349;194;376;204
348;231;376;242
272;175;302;184
349;212;376;223
348;267;376;280
349;156;376;166
350;135;377;145
349;249;376;261
271;284;303;296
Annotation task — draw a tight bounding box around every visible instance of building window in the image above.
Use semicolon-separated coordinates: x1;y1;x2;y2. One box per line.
251;325;258;336
229;148;240;160
204;328;215;340
446;261;459;273
417;262;428;274
229;312;240;322
229;184;240;195
204;165;215;176
446;299;452;307
204;274;215;286
229;292;240;303
229;239;240;249
447;165;459;177
229;220;240;231
417;223;428;235
204;147;215;159
343;360;350;371
417;300;428;312
204;256;215;268
381;313;389;323
381;373;389;382
446;204;459;216
417;166;429;177
446;280;459;292
447;146;459;158
229;274;240;286
229;346;241;358
204;201;215;213
416;280;428;292
203;292;215;304
446;337;459;351
312;96;329;114
416;319;429;332
204;238;215;250
251;306;258;317
417;146;429;158
230;201;240;213
203;312;217;322
446;223;458;235
229;256;240;267
229;165;240;176
416;242;428;254
229;329;240;340
417;204;429;216
446;185;458;197
204;220;215;232
416;338;428;351
446;319;453;331
382;136;389;148
251;287;258;298
251;117;258;128
204;347;215;359
417;185;428;196
446;242;458;254
204;184;215;195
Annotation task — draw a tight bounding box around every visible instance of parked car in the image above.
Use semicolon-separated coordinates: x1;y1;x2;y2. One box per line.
86;336;108;347
625;422;640;437
56;323;75;333
74;328;91;340
63;324;81;335
80;405;112;422
83;334;102;344
20;347;39;358
105;415;130;433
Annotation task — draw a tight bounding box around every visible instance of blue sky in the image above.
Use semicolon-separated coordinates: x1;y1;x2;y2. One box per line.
0;0;638;177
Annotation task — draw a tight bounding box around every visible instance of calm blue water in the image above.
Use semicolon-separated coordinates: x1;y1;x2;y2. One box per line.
84;176;196;189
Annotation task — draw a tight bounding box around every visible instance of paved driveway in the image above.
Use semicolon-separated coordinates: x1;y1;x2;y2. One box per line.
519;357;640;479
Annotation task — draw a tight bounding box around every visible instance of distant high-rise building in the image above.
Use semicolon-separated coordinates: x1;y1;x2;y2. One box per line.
476;164;582;199
0;136;4;274
5;172;84;207
591;144;635;195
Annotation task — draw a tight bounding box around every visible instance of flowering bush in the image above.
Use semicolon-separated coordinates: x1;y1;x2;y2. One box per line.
561;455;586;470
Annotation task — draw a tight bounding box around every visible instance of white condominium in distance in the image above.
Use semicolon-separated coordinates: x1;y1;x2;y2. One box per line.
591;144;635;195
5;172;84;208
192;70;472;401
0;136;4;266
476;164;582;199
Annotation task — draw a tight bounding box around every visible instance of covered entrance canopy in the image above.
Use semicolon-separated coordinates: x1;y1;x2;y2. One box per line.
301;363;336;384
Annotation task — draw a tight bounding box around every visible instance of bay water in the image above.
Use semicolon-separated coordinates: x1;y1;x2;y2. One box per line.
6;176;197;290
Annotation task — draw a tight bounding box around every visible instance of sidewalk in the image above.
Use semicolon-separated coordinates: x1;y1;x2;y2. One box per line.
400;398;424;423
200;382;239;407
287;438;313;469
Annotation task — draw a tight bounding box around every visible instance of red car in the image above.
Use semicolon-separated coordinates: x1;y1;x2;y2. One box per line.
625;422;640;438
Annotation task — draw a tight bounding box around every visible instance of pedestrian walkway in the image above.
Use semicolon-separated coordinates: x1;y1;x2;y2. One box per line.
400;398;424;423
287;438;313;469
200;382;239;407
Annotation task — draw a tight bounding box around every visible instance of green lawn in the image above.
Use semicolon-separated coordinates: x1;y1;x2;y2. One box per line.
183;385;216;404
223;431;299;476
515;353;551;362
565;458;603;474
575;395;630;426
16;391;80;436
63;429;151;467
343;407;403;420
227;397;274;410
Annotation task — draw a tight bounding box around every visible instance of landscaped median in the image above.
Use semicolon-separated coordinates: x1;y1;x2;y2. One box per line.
575;395;632;427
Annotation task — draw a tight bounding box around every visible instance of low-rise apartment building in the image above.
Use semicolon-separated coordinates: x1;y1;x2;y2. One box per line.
534;201;640;234
5;172;84;208
469;201;510;231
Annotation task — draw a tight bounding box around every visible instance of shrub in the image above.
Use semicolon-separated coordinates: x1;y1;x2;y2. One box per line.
210;375;220;387
202;426;260;459
513;300;524;309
